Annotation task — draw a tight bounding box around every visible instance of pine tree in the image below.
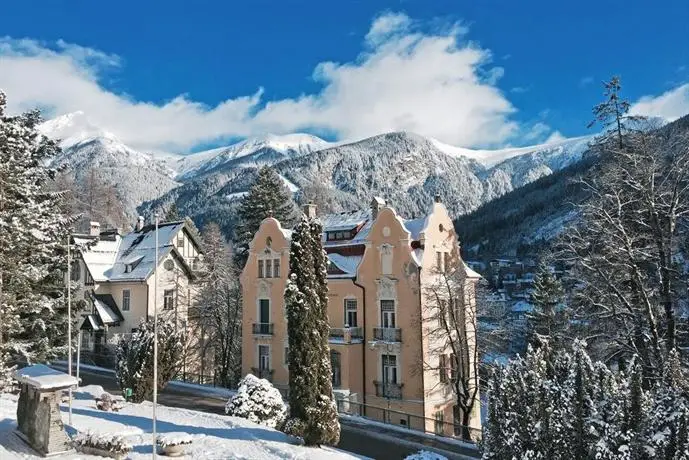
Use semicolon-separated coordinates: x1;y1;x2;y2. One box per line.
284;215;340;446
527;263;565;349
234;166;297;267
0;91;75;363
164;203;182;222
587;76;642;148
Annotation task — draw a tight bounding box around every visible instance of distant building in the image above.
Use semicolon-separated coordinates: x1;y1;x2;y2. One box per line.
240;196;482;436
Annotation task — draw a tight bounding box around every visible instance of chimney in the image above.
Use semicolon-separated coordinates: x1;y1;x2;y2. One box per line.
371;196;385;220
303;203;317;219
434;194;442;203
136;216;144;232
89;221;101;236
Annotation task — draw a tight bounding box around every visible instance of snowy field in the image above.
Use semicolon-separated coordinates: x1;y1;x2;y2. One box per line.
0;385;364;459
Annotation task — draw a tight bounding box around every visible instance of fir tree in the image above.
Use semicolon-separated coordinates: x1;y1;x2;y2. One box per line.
0;91;75;363
587;76;642;148
234;166;297;267
164;203;182;222
284;215;340;446
527;263;565;349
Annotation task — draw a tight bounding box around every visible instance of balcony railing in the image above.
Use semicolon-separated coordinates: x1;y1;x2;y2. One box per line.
374;381;404;399
373;327;402;342
329;326;363;343
252;323;274;335
251;367;274;381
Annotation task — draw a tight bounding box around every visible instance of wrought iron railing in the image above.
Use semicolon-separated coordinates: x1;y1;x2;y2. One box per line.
373;380;404;399
252;323;274;335
373;327;402;342
251;367;274;381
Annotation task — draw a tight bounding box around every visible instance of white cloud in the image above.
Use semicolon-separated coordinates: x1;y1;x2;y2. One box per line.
523;122;551;142
0;13;518;152
630;83;689;122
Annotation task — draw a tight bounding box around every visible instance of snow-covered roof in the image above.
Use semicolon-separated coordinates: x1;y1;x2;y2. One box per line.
320;210;369;233
327;253;362;278
403;215;430;241
80;314;103;331
14;364;78;389
464;263;482;279
78;221;194;283
411;248;424;266
511;301;534;313
92;294;123;324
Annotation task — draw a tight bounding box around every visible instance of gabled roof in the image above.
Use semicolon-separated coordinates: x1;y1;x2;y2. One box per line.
327;253;363;279
76;220;199;283
92;293;124;324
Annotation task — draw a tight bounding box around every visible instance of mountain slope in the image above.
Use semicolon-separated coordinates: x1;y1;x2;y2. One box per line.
140;131;593;237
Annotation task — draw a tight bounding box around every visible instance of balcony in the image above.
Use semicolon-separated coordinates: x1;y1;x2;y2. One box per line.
374;381;403;399
373;327;402;342
251;367;274;381
329;326;363;343
252;323;274;335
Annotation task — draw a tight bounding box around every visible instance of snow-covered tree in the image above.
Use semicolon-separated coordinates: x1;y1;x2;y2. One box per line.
587;76;643;149
234;166;297;267
194;222;242;388
164;203;182;222
0;91;75;363
284;215;340;446
115;317;186;403
225;373;287;429
0;351;15;393
526;263;566;349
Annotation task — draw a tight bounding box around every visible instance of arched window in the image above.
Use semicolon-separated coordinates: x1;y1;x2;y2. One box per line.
330;350;341;388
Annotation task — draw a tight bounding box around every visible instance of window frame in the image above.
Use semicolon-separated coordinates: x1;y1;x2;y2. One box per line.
122;289;131;312
163;289;175;310
344;298;358;327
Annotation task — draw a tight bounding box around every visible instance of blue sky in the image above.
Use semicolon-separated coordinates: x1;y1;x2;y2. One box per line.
1;0;688;152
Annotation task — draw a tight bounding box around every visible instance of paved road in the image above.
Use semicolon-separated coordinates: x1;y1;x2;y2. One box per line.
68;369;478;460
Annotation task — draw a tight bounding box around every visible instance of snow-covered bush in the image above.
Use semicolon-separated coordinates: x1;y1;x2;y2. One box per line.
115;317;186;403
95;393;123;412
225;374;287;429
0;353;17;393
405;451;448;460
73;431;132;456
157;432;193;447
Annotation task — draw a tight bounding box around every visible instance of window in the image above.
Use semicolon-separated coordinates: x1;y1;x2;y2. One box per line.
259;299;270;324
70;261;81;281
381;244;393;275
345;299;358;327
439;354;448;383
330;350;341;388
177;234;184;249
382;354;398;384
436;251;444;273
258;345;270;371
284;346;289;365
273;258;280;278
434;411;445;435
122;290;131;311
265;259;273;278
381;300;396;328
444;252;451;273
450;353;457;381
258;260;265;278
163;289;175;310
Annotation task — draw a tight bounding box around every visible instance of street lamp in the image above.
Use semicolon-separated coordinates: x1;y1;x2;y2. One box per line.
152;213;159;458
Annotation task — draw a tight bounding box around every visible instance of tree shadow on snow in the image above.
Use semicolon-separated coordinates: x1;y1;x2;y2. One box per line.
62;407;292;444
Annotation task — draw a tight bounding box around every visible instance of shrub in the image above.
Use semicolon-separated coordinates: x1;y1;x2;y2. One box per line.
73;431;131;456
157;432;193;447
225;374;287;429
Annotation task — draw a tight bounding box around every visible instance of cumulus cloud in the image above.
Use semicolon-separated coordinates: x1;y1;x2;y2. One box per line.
630;83;689;121
0;13;518;151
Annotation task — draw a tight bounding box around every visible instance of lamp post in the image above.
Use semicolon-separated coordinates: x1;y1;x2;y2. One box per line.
67;234;73;426
152;213;159;458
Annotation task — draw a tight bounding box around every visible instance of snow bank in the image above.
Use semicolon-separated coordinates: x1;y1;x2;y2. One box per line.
0;386;359;459
404;450;448;460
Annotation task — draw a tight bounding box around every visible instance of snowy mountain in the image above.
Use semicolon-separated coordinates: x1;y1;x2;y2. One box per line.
168;133;332;180
140;130;593;238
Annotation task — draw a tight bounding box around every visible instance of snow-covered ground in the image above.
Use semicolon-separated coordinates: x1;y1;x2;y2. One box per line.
0;386;363;459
